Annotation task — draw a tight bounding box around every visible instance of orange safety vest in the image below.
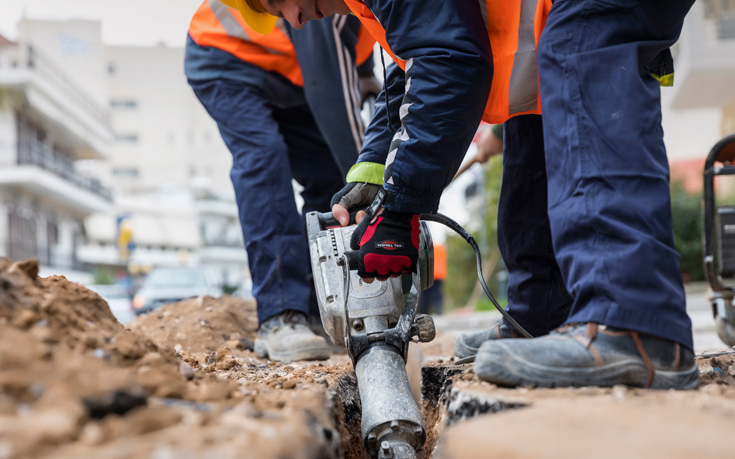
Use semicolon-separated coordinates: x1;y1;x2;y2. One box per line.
433;243;447;281
189;1;377;89
343;0;551;124
189;0;303;87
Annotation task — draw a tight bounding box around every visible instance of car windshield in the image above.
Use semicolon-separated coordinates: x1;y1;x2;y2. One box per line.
144;269;208;289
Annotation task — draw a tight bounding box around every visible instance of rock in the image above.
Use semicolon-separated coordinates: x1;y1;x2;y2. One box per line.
226;339;243;350
12;310;37;329
179;362;195;380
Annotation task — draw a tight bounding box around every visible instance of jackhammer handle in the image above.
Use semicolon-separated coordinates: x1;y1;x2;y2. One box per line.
314;209;362;229
345;250;359;270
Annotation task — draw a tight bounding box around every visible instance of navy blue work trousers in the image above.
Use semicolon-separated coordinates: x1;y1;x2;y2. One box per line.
190;73;344;324
501;0;696;349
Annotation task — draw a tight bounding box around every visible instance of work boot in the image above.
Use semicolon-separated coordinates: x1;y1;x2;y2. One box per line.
254;310;331;362
475;322;699;389
454;319;524;361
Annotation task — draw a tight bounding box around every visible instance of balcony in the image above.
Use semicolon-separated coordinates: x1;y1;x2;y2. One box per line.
668;1;735;110
0;141;112;214
0;44;112;158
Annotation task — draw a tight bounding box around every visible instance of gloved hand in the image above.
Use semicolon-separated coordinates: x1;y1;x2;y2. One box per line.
331;182;381;214
350;208;421;281
331;163;386;224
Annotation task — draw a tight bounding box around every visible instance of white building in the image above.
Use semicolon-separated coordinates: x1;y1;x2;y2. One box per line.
0;24;113;283
104;43;234;196
1;18;248;287
662;0;735;160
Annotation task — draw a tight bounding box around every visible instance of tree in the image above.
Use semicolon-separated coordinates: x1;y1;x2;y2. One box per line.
444;155;504;309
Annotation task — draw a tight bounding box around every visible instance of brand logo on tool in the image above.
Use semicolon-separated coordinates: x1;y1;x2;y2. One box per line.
376;240;404;251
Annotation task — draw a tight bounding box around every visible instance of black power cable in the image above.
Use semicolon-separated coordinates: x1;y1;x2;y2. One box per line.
420;212;533;339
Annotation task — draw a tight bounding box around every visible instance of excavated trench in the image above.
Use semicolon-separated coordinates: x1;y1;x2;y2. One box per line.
328;359;526;458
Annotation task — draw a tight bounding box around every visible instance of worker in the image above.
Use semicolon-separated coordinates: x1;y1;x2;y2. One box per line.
185;0;377;361
225;0;699;389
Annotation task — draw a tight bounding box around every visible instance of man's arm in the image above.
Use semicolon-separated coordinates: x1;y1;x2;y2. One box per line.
364;0;492;214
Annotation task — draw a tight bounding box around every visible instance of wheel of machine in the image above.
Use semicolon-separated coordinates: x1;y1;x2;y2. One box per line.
715;315;735;348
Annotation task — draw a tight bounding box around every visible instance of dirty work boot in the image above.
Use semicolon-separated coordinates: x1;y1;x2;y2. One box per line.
454;319;524;361
475;323;699;389
254;310;331;362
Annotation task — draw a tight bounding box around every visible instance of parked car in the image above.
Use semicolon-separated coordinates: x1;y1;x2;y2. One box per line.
132;266;222;315
87;284;134;324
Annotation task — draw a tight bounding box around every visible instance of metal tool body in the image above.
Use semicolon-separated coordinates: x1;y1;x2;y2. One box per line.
306;211;436;459
703;134;735;347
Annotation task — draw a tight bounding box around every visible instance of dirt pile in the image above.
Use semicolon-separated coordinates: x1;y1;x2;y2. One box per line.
0;258;319;458
128;295;258;357
128;296;361;457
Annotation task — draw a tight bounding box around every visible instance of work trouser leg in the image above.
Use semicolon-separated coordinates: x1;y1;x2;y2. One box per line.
273;102;346;319
189;79;313;324
498;115;573;336
538;0;696;349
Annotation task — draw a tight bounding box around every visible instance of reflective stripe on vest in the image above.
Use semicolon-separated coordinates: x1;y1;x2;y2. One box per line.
188;0;303;86
343;0;549;124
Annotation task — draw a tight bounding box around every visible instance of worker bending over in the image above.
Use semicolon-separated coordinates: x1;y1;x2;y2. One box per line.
185;0;376;361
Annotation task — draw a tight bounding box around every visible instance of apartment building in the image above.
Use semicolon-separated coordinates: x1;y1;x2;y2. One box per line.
0;18;248;286
661;0;735;160
0;22;113;282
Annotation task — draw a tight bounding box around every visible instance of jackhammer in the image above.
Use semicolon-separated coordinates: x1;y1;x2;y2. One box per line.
306;204;532;458
306;210;435;458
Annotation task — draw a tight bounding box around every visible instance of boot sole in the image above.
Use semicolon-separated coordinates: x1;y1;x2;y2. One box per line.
475;342;700;390
254;339;330;362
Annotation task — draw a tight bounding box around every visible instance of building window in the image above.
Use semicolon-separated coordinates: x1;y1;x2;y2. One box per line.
7;207;37;262
112;168;139;178
110;99;137;109
115;134;139;143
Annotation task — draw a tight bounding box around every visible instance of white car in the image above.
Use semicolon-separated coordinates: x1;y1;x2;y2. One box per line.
132;266;222;316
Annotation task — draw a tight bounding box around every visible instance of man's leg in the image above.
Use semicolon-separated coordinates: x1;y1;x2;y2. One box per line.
474;0;698;388
273;99;347;320
541;0;696;349
190;78;329;361
498;115;573;336
455;115;573;359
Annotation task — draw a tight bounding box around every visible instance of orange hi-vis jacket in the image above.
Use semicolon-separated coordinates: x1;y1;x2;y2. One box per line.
343;0;551;124
189;0;376;89
189;0;303;86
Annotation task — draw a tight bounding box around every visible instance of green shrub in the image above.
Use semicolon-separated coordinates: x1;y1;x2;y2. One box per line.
670;180;703;282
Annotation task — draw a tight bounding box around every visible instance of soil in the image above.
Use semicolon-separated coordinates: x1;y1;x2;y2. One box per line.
1;257;734;459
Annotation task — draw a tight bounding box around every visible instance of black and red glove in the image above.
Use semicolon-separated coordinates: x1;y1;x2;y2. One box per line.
350;209;421;280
